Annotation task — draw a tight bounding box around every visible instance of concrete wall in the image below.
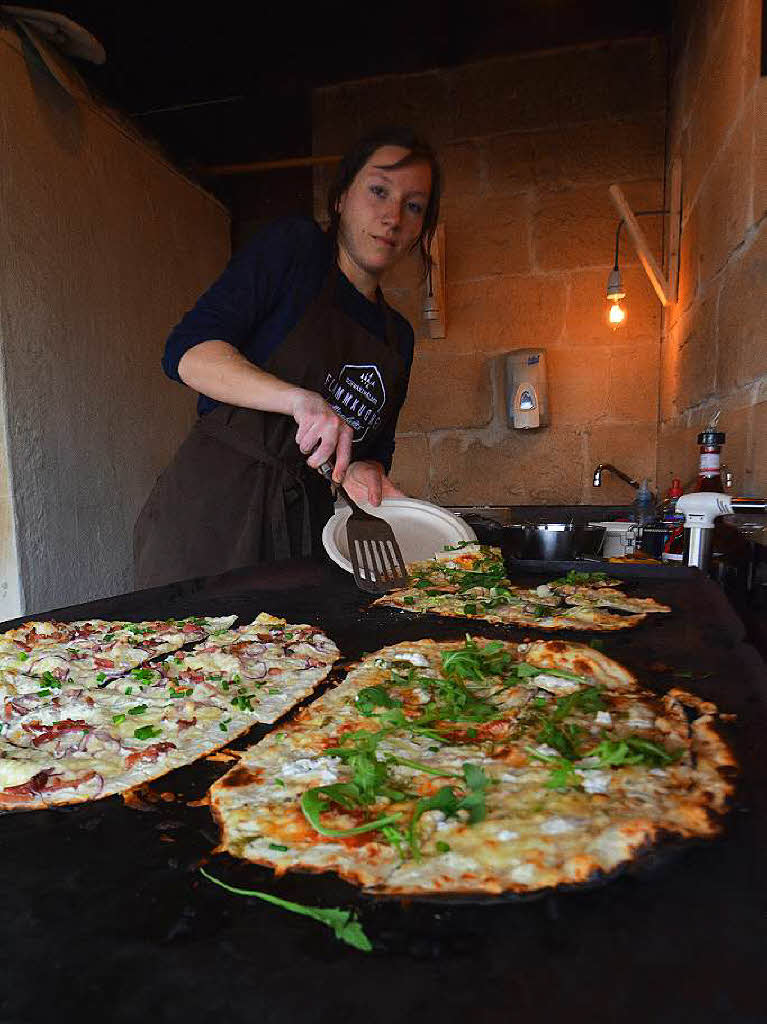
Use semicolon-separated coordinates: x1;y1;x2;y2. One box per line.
0;27;230;615
658;0;766;495
312;37;667;505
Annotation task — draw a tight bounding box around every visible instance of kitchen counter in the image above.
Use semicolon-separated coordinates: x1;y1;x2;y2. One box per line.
1;558;766;1024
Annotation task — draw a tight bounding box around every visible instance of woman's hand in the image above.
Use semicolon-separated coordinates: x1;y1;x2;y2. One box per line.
291;390;354;482
341;460;406;506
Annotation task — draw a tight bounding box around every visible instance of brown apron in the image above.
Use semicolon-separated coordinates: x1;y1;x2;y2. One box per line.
134;262;407;588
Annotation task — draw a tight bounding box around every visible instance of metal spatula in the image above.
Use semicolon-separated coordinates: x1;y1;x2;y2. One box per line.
319;463;409;593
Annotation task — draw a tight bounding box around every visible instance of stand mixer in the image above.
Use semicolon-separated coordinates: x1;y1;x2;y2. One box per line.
676;493;767;569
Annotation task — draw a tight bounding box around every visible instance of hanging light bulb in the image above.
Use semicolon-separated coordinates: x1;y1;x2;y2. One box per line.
606;266;626;329
608;300;627;327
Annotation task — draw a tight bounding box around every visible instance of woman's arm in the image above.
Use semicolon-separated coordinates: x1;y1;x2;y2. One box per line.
178;340;353;481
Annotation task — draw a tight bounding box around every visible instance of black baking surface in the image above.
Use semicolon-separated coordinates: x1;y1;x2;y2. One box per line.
2;559;767;1024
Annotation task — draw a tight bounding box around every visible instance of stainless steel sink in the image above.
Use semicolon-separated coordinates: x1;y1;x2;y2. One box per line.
447;505;632;526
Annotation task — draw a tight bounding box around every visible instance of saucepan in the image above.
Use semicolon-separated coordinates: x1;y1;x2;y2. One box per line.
502;522;606;560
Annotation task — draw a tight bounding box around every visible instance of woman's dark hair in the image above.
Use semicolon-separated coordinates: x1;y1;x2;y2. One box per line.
326;127;442;281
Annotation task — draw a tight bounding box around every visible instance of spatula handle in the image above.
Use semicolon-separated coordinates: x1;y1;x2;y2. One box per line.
318;461;365;516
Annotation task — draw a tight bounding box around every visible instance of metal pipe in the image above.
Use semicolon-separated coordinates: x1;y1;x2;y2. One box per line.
683;527;713;571
592;464;640;490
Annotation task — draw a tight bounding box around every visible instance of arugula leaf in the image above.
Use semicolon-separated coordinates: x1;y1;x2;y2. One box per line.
537;719;584;760
442;637;513;681
588;736;683;767
551;686;605;719
407;763;490;857
300;785;403;838
549;571;609;586
199;868;372;952
355;686;402;717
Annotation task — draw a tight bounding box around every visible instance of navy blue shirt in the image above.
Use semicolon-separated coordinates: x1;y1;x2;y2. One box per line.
162;216;415;472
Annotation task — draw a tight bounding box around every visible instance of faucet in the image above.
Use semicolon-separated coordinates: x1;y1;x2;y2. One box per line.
592;464;641;491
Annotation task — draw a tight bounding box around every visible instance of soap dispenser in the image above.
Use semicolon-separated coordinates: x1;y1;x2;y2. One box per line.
505;349;549;429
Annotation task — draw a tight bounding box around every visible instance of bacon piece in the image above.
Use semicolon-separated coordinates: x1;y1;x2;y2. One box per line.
181;623;203;634
4;696;42;721
0;768;100;803
0;770;52;803
23;719;90;747
181;672;205;684
43;770;101;793
125;741;176;769
93;657;115;669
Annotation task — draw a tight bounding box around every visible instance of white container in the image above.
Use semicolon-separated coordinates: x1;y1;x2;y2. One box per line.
588;521;641;557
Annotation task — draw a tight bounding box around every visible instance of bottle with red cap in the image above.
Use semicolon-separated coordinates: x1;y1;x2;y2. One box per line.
661;477;685;563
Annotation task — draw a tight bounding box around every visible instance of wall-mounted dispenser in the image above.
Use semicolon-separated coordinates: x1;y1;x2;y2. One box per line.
505;349;549;429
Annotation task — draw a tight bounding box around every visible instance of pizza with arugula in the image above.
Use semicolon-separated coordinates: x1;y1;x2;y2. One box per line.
210;634;734;896
372;544;670;631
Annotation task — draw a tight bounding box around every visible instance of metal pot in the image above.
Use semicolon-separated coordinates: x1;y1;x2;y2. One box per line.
503;522;606;560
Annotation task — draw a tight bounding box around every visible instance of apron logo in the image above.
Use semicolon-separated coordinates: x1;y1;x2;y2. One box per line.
323;363;386;442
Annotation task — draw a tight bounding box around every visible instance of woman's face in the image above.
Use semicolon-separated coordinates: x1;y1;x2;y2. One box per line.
336;145;432;283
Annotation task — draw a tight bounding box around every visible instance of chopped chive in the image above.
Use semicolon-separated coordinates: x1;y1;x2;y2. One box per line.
113;713;126;724
268;843;289;851
435;841;451;853
133;725;161;740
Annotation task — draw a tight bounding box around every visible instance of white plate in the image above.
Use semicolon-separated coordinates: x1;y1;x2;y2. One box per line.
322;498;477;575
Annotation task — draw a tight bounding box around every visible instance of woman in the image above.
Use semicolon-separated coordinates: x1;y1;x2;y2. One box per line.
134;128;441;588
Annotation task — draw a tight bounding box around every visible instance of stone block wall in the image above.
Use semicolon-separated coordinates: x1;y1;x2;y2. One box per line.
313;37;667;505
658;0;766;496
0;27;230;614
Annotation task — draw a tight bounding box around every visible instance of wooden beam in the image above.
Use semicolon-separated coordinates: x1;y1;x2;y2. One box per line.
666;157;682;304
608;184;671;306
200;154;342;177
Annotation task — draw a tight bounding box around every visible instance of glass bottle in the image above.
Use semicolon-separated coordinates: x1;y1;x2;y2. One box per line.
695;430;725;492
661;477;685;564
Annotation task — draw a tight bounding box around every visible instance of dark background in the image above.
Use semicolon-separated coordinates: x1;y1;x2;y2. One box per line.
7;0;672;226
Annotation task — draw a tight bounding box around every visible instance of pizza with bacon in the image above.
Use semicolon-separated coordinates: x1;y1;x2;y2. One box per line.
0;614;339;810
